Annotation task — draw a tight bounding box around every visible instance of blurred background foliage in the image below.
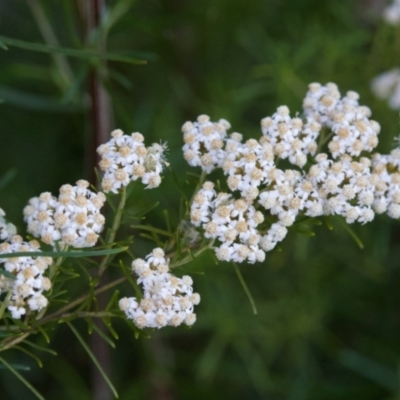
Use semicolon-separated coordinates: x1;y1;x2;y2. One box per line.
1;0;400;399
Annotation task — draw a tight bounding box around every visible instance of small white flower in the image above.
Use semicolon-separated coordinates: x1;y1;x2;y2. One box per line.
120;250;199;329
0;236;52;319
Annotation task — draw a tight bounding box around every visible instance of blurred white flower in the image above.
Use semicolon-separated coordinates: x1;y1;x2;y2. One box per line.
371;68;400;110
383;0;400;25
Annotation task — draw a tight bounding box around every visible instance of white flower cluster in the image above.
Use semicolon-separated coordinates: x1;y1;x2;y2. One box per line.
97;129;168;193
23;180;105;248
0;235;52;319
371;149;400;218
383;0;400;25
185;83;400;263
303;83;379;158
182;115;231;173
119;248;199;329
371;69;400;110
0;208;16;241
261;106;319;168
191;182;266;263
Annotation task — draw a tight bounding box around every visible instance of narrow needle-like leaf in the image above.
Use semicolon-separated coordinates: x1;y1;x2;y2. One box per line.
0;246;128;259
92;323;116;349
0;35;146;65
0;39;8;50
130;224;174;238
14;346;43;368
233;263;258;315
67;322;119;398
337;217;364;249
0;356;45;400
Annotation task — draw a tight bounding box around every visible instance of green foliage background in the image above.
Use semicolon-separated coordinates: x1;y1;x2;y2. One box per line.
1;0;400;399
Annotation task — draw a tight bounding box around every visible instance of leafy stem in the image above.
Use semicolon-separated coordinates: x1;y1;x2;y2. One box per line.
98;187;127;276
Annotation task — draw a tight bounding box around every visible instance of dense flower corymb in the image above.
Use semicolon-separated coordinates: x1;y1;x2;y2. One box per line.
23;180;106;248
0;235;52;319
97;129;168;193
183;82;400;263
119;248;199;329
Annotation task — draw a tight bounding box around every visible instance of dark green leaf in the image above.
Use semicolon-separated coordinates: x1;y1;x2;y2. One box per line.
0;246;128;259
0;269;16;280
336;217;364;249
0;169;17;191
24;340;57;356
124;201;160;219
103;317;119;340
233;263;257;315
14;346;43;368
0;35;147;65
339;349;399;392
0;85;83;113
0;357;44;399
0;363;30;371
92;323;116;349
119;261;142;300
67;323;119;398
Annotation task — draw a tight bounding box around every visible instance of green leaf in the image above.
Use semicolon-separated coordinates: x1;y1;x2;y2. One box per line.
0;39;8;50
31;321;50;344
105;290;120;311
0;363;30;371
168;166;189;201
0;246;128;259
12;318;30;330
60;64;89;104
48;289;68;301
103;318;119;340
119;261;142;300
86;317;94;334
0;291;12;320
0;85;82;113
336;217;364;249
24;340;57;356
0;269;16;280
0;168;17;191
123;318;149;339
290;227;315;237
124;201;160;219
295;216;322;226
339;349;399;392
130;224;174;238
232;263;258;315
163;209;172;233
55;266;80;281
108;68;134;90
67;322;119;398
139;232;161;243
92;323;116;349
14;346;43;368
325;216;334;230
0;356;44;400
196;334;227;382
0;35;146;65
94;168;104;191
